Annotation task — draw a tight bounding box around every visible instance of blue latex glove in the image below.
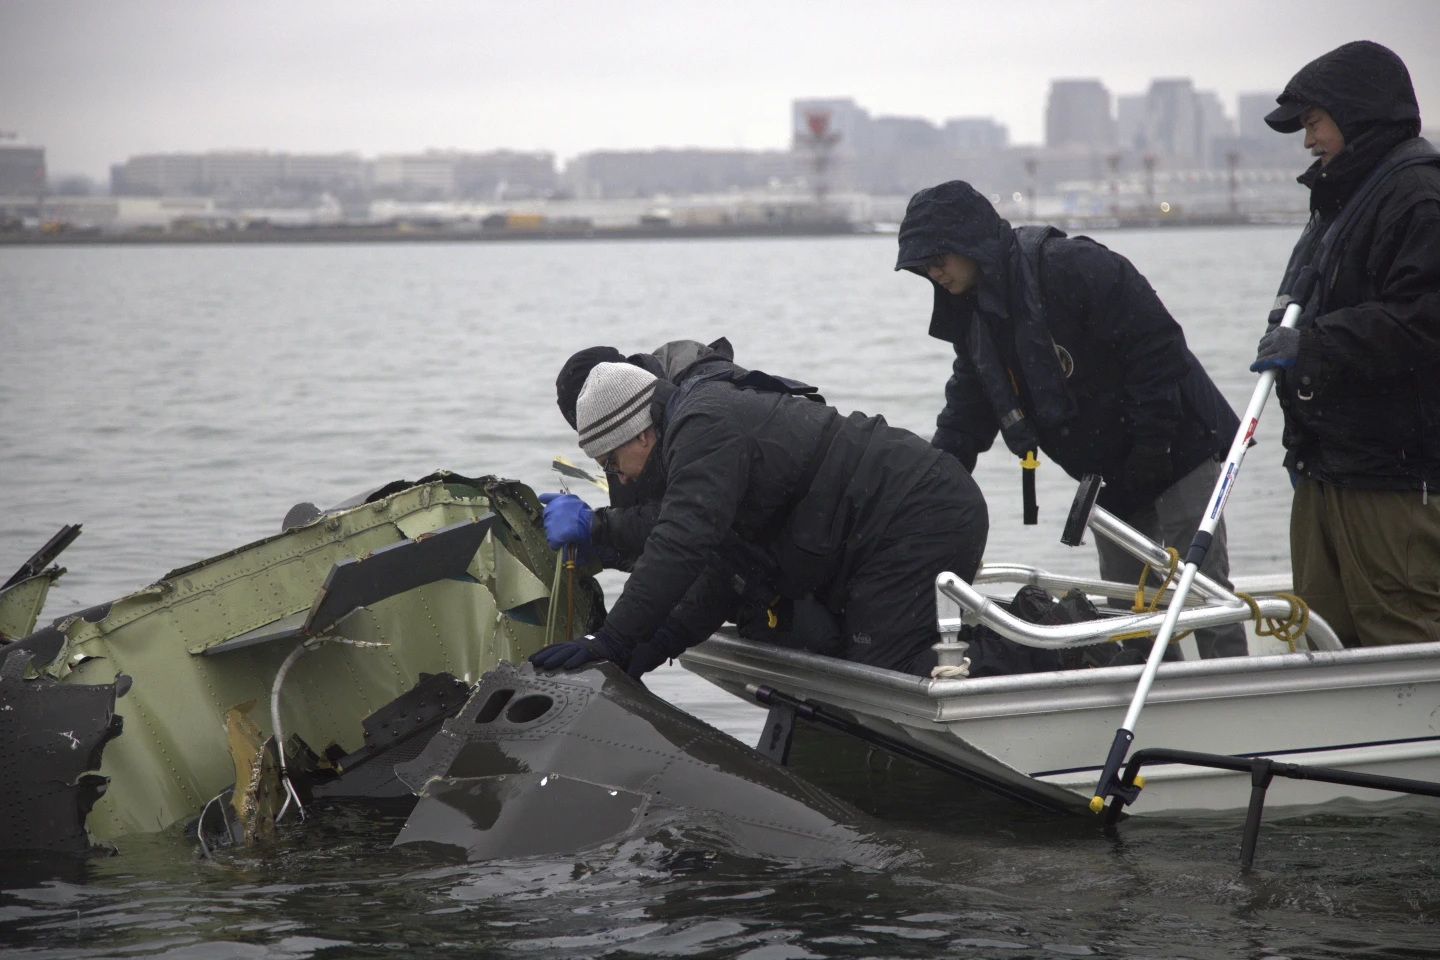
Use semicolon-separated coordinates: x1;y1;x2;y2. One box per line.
1250;326;1300;372
529;627;630;672
626;625;690;680
538;492;593;552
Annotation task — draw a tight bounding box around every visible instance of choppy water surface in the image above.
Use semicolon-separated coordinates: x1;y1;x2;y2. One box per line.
2;231;1438;957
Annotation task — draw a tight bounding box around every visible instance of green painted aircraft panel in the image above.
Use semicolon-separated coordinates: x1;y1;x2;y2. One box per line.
34;474;601;842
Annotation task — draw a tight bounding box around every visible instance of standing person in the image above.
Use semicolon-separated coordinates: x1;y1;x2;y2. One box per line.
1251;41;1440;647
529;361;989;678
896;180;1245;659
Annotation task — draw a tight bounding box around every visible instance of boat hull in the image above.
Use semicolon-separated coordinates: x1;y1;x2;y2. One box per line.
680;633;1440;814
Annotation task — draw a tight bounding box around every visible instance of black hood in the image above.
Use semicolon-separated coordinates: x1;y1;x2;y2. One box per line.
1265;41;1420;140
895;181;1014;331
555;339;737;429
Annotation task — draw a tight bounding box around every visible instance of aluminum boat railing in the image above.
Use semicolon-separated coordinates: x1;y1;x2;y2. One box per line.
937;500;1344;655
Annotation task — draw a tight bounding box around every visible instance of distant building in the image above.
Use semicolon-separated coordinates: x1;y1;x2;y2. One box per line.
791;98;873;155
1219;91;1313;168
1117;94;1147;153
371;152;458;198
279;153;367;189
1144;79;1204;160
1114;79;1234;166
1195;90;1235;164
112;150;365;198
789;97;1023;196
112;154;203;195
944;118;1008;153
370;150;556;199
869;116;947;153
1046;79;1116;149
0;136;47;196
1238;92;1281;140
453;151;557;199
565;149;789;199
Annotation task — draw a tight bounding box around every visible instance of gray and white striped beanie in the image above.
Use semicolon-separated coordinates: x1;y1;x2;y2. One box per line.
576;362;659;457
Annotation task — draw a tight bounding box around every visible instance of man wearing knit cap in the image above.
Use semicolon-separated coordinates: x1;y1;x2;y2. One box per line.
546;338;796;572
1251;40;1440;646
530;357;990;678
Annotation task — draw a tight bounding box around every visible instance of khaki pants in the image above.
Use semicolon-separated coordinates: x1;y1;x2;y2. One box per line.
1291;478;1440;647
1096;458;1249;659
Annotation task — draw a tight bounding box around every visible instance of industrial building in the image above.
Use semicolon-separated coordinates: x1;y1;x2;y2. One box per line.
0;136;46;197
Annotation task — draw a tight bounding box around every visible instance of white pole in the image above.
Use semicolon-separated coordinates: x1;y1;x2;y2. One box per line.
1090;290;1310;814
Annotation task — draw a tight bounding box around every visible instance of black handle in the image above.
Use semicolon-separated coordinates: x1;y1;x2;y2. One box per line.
1021;454;1039;526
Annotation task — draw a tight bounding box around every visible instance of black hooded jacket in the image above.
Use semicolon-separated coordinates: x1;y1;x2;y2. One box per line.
896;180;1238;516
602;380;945;648
1265;41;1440;490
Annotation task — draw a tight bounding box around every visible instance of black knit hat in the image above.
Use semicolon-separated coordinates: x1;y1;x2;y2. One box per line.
556;345;625;429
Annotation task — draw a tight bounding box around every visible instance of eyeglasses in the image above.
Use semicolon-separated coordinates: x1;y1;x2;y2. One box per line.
596;449;618;474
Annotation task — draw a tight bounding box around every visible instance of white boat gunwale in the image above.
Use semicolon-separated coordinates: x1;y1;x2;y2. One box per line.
680;632;1440;813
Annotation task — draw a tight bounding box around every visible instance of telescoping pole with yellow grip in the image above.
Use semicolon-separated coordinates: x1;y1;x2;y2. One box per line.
1089;265;1318;816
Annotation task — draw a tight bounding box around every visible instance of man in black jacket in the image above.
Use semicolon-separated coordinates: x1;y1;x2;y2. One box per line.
896;181;1245;658
529;360;989;678
1252;41;1440;647
547;339;850;667
551;338;749;569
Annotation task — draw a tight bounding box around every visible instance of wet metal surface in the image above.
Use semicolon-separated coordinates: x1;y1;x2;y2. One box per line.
394;662;889;865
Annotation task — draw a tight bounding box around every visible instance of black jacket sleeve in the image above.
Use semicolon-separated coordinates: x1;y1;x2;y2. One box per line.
591;502;659;570
602;397;750;646
1295;196;1440;390
936;336;1000;468
1058;240;1190;447
658;565;737;647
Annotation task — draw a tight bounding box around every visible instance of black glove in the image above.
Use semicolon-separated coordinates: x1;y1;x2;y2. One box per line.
1122;442;1171;494
932;426;979;473
1250;325;1300;372
626;624;689;680
529;627;630;672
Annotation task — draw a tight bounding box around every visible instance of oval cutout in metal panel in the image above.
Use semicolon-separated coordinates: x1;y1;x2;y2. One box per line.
475;689;515;724
504;695;554;724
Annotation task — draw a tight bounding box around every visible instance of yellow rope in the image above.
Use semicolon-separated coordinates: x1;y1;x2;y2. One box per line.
1236;592;1310;653
1108;547;1191;644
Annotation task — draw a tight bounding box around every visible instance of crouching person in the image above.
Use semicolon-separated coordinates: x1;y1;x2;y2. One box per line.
529;361;989;679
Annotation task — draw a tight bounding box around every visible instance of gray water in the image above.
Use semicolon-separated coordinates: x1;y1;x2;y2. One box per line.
2;232;1437;958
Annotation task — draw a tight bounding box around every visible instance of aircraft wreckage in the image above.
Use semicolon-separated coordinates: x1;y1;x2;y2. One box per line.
0;471;885;865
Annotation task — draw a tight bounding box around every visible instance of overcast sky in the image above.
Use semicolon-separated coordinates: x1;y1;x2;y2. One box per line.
3;0;1439;178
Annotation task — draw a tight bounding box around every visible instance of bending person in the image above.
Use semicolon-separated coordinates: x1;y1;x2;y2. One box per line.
896;180;1244;659
529;360;988;678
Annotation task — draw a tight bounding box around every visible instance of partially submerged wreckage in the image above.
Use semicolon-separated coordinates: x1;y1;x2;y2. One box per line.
9;468;1439;870
0;472;879;864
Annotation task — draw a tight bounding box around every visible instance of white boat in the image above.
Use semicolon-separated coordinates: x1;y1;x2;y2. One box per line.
680;497;1440;817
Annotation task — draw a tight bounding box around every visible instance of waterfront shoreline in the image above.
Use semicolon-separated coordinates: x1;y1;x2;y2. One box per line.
0;212;1306;246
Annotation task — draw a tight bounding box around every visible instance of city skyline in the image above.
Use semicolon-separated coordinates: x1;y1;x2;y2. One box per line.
3;0;1438;179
